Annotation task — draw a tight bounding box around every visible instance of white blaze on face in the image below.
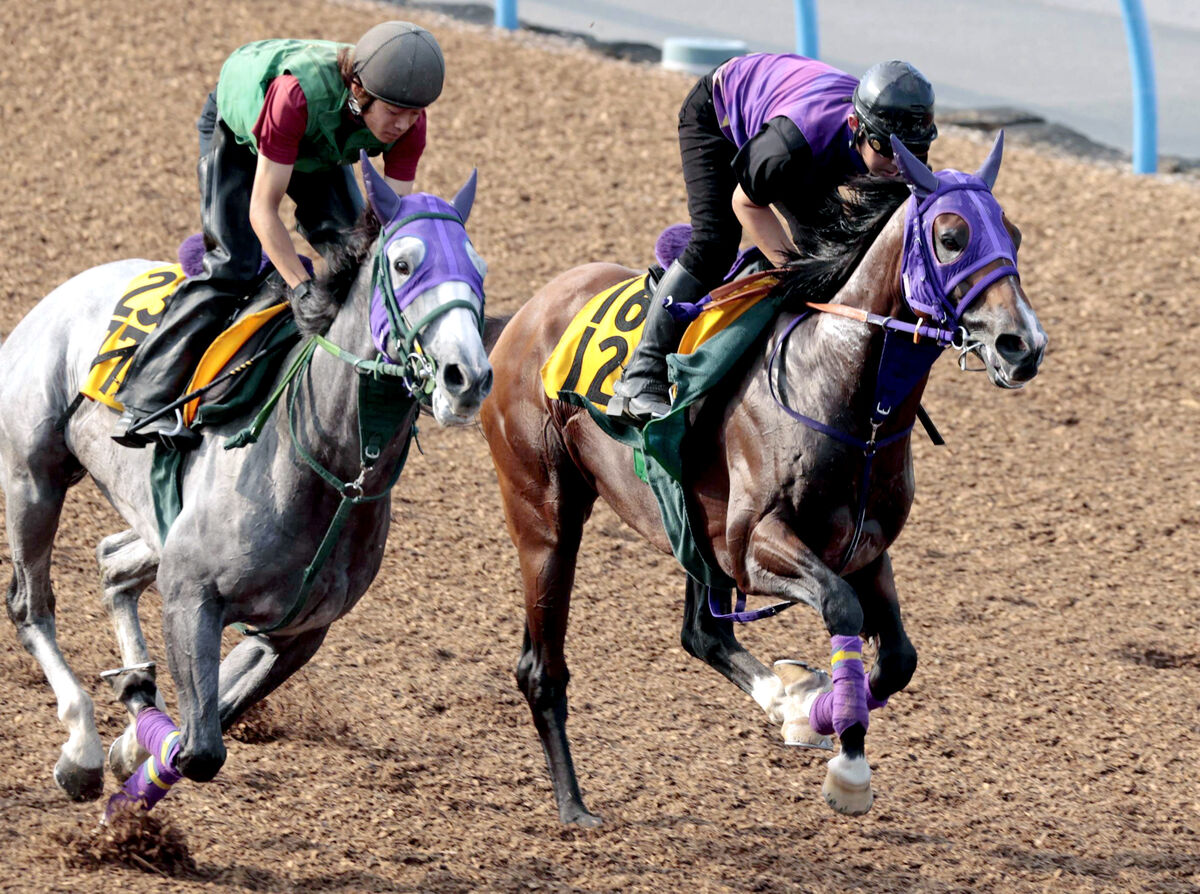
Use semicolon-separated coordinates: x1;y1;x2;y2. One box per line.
410;281;489;426
385;229;490;426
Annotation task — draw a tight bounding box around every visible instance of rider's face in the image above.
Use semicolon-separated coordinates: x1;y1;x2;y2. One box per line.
354;85;424;142
848;113;909;178
860;139;899;177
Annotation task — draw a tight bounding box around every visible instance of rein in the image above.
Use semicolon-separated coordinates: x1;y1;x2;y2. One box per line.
759;178;1018;579
229;209;484;637
232;333;417;636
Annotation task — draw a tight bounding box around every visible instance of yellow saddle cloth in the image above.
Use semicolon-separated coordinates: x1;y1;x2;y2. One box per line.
540;270;782;411
81;264;290;424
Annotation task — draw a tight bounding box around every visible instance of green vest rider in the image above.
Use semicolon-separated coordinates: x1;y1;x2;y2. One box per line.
113;21;445;451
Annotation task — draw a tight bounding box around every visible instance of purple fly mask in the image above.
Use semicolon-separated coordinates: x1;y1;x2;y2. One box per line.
893;132;1019;332
360;150;485;359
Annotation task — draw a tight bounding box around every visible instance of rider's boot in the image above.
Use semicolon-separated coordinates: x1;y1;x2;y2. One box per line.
112;406;202;451
607;260;706;426
113;114;259;453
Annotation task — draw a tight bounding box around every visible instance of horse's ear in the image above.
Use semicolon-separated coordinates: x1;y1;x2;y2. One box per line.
976;130;1004;190
890;136;939;197
451;168;477;223
360;150;401;223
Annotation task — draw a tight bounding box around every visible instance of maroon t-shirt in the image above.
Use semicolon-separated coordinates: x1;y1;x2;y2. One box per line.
252;74;427;181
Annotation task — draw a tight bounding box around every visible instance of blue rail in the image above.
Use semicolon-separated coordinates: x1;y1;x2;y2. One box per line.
1119;0;1158;173
793;0;819;58
495;0;517;30
491;0;1156;173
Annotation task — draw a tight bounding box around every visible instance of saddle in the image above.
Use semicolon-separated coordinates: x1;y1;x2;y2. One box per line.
541;224;781;414
80;236;306;429
541;226;792;590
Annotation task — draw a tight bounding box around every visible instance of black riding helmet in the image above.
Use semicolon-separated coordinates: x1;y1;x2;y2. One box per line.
352;21;445;109
852;60;937;159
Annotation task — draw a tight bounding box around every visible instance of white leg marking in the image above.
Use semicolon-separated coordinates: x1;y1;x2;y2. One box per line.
751;674;785;721
30;635;104;771
822;752;874;816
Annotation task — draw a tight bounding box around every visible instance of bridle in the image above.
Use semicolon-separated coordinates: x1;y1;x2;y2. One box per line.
230;207;485;636
764;178;1020;577
369;209;486;400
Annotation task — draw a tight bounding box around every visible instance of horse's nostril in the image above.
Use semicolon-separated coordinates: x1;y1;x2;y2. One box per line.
442;363;466;393
995;333;1031;364
479;368;494;396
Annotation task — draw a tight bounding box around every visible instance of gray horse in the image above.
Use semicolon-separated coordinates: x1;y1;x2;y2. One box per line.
0;155;492;807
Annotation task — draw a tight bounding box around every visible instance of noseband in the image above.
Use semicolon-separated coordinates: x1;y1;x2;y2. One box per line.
370;209;486;397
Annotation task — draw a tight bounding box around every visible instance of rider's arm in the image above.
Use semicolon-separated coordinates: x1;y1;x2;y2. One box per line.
381;112;425;199
385;177;415;196
248;154;311;289
731;186;794;268
730;116;812;267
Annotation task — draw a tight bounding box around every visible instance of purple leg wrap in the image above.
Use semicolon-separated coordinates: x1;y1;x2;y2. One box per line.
808;635;870;737
104;708;183;819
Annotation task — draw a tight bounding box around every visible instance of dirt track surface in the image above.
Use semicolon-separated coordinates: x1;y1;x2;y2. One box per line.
1;1;1198;891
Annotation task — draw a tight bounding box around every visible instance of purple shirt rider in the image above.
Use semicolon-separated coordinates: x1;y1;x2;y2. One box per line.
712;54;866;216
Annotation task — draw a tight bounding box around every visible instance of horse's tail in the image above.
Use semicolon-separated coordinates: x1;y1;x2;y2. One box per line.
483;314;512;353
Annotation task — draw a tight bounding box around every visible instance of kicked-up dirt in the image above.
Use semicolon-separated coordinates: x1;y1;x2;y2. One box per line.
0;0;1197;891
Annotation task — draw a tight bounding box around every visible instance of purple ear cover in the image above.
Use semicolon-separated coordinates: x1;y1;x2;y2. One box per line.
975;130;1005;190
890;135;939;196
360;149;402;223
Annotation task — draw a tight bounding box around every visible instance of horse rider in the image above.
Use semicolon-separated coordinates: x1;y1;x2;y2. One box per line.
113;21;445;449
607;54;939;426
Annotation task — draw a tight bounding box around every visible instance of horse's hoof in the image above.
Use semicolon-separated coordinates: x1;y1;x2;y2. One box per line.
107;726;147;784
781;719;834;751
774;659;831;698
54;754;104;802
774;661;833;748
821;752;873;816
561;807;603;828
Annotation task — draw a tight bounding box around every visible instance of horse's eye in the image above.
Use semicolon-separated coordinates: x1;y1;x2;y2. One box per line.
394;259;411;276
940;233;962;250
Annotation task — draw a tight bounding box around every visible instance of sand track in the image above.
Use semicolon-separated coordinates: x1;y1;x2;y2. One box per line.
0;1;1197;891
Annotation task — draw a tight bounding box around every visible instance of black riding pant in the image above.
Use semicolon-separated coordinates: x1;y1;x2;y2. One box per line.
677;73;742;290
116;92;365;412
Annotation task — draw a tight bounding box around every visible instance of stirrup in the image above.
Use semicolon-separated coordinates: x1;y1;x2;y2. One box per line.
111;409;153;448
607;382;671;425
113;408;201;451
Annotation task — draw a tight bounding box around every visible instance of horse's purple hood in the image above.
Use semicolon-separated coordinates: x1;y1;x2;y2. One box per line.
360;151;485;357
894;132;1018;325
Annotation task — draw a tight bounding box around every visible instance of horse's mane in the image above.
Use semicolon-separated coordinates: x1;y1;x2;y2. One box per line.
773;176;911;306
275;208;384;336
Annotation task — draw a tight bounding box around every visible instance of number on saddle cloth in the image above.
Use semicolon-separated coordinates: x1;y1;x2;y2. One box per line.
79;236;311;420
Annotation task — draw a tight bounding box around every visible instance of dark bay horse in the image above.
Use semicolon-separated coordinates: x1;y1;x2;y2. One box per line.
481;135;1046;825
0;154;491;815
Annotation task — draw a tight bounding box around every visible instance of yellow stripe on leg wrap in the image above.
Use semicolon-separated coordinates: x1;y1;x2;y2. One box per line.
147;731;181;790
830;650;863;665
